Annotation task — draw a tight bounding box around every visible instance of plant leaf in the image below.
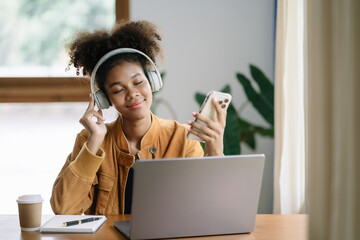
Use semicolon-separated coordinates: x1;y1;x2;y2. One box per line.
245;134;256;149
253;126;274;138
236;73;274;126
237;117;256;149
195;92;206;106
237;116;274;149
249;65;274;106
160;72;166;79
223;103;241;155
220;84;231;94
220;85;241;154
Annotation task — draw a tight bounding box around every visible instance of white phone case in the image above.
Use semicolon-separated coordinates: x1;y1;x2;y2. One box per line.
187;91;232;142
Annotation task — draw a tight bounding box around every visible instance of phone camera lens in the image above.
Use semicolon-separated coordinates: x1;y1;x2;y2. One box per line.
224;99;229;103
218;100;223;104
221;104;226;108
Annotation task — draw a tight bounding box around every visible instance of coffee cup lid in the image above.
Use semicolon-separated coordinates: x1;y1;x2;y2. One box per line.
17;194;43;204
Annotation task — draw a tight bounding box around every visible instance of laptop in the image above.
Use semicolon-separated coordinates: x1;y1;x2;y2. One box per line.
114;154;265;240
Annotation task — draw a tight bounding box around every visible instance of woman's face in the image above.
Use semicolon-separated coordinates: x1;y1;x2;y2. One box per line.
104;61;153;121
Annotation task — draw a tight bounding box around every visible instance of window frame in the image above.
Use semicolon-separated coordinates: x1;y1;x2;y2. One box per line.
0;0;129;103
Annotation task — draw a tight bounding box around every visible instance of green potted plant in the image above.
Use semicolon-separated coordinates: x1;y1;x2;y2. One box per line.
194;64;274;155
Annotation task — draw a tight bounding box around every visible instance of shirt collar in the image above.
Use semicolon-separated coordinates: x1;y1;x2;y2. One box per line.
113;112;159;154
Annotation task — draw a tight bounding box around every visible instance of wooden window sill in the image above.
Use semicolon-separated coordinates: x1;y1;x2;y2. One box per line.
0;77;90;103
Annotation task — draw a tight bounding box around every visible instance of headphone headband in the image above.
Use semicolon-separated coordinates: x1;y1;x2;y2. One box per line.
90;48;163;109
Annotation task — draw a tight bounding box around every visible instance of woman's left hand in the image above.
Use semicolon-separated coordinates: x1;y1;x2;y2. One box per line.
188;98;227;156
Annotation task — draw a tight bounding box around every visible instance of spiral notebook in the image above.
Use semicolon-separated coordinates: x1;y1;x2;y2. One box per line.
40;215;107;233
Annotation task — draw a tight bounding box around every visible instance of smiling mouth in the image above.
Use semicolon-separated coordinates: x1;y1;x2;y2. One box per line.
127;100;145;109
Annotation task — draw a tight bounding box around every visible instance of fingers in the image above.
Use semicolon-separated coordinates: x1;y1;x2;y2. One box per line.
187;113;225;156
82;109;105;124
79;93;106;129
96;109;106;123
188;118;218;138
188;114;219;141
192;99;227;127
86;93;95;111
84;93;105;121
212;98;227;126
187;98;228;153
187;123;215;142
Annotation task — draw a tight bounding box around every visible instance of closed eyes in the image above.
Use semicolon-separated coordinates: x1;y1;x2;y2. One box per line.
134;80;143;85
111;80;144;94
112;89;124;94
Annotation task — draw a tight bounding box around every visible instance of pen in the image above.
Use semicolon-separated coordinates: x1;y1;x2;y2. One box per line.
63;217;102;227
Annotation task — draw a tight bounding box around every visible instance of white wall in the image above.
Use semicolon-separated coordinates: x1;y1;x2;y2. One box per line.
130;0;276;213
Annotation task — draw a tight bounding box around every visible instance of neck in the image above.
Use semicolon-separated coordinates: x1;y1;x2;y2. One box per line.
121;113;152;144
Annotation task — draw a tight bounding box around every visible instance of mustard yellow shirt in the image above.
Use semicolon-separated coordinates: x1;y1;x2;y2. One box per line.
50;113;203;215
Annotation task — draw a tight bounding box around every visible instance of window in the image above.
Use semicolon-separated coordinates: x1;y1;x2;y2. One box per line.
0;0;128;214
0;0;129;103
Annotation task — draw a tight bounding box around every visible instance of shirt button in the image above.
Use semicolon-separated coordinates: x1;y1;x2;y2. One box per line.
149;146;157;154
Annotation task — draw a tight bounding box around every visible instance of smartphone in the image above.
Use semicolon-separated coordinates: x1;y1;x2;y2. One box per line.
187;91;232;142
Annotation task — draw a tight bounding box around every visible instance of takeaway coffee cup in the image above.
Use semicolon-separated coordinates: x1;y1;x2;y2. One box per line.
17;194;43;231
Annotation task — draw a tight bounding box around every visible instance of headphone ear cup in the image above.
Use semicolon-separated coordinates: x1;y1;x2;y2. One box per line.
94;90;111;109
147;71;163;92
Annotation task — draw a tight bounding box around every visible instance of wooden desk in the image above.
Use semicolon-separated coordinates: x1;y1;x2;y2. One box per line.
0;214;307;240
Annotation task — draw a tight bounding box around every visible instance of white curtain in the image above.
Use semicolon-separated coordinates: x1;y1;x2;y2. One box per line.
273;0;306;214
307;0;360;239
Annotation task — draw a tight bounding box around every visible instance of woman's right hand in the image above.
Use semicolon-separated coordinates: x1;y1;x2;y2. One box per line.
79;93;107;154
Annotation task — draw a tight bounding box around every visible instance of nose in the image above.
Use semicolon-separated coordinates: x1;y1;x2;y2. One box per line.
126;86;139;100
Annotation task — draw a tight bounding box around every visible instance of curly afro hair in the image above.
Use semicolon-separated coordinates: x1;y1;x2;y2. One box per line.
66;20;162;96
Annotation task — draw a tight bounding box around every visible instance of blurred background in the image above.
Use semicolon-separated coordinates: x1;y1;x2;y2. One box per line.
0;0;276;214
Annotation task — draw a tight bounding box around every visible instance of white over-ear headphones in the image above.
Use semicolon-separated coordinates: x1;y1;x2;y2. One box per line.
90;48;163;109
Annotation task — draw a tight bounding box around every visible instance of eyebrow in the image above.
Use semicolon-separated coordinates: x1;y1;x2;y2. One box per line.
131;73;141;79
108;73;142;88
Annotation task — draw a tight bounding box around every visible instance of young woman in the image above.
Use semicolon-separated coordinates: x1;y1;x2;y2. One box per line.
50;20;227;215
